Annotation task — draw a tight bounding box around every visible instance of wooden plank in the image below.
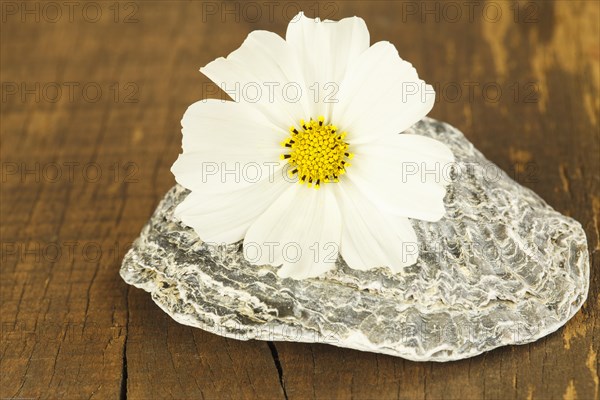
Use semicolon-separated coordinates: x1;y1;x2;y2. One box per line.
125;289;285;399
1;1;598;399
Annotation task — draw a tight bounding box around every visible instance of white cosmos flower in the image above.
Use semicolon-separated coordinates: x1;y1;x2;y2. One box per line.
172;12;454;279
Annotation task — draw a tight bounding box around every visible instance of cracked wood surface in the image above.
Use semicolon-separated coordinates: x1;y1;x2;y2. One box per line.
1;1;598;399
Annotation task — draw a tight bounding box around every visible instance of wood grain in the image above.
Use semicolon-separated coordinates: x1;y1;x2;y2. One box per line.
1;1;598;399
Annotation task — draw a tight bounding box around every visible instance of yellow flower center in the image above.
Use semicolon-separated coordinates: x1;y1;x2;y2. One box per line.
280;116;353;188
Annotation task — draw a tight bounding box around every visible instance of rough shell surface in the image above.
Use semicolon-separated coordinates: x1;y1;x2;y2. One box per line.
120;117;590;362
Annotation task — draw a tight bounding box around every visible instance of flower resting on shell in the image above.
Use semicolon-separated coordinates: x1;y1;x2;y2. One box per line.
172;12;454;279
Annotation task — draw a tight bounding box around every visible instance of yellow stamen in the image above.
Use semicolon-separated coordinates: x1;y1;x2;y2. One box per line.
280;116;353;188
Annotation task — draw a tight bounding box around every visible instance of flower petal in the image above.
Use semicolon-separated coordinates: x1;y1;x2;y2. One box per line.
348;133;454;221
244;184;342;279
332;41;435;144
200;30;308;128
174;170;289;244
335;181;419;272
286;12;370;119
172;99;284;193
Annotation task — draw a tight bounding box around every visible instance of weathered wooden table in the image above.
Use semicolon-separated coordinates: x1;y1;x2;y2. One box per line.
2;1;598;399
